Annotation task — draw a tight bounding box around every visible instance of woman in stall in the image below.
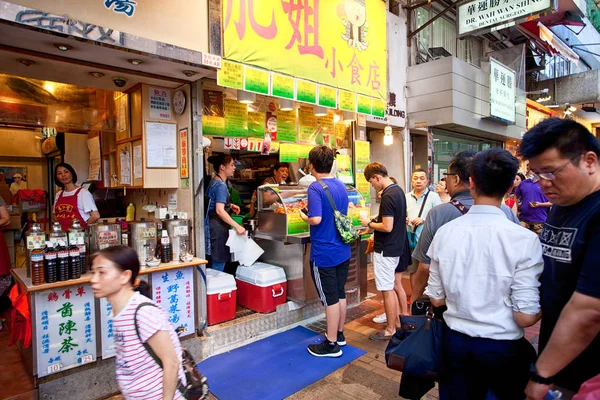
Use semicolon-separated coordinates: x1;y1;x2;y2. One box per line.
53;163;100;231
205;154;246;272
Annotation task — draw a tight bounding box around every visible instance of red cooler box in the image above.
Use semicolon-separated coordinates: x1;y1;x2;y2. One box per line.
206;269;237;326
235;263;287;313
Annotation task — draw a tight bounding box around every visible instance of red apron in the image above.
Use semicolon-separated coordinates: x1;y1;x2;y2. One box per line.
54;187;88;232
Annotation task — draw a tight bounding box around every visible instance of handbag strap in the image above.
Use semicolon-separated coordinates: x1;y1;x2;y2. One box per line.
417;190;430;218
134;302;187;395
318;180;338;213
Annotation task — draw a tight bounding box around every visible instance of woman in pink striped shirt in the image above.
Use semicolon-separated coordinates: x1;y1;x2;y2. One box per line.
91;246;186;400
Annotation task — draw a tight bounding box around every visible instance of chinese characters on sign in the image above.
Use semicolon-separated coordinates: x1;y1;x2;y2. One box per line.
458;0;551;36
223;0;387;100
489;58;516;124
179;128;189;179
104;0;137;17
99;297;116;359
151;268;195;334
35;285;96;377
149;87;172;120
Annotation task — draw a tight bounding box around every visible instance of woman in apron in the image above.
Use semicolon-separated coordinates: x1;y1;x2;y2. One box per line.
205;154;245;272
0;197;11;278
53;163;100;231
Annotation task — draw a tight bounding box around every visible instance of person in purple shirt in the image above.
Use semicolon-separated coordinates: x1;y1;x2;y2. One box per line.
515;168;553;234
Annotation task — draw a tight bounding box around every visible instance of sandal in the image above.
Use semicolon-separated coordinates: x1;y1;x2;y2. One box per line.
369;330;393;341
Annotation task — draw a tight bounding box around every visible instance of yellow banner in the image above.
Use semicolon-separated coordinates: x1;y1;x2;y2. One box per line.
223;0;387;100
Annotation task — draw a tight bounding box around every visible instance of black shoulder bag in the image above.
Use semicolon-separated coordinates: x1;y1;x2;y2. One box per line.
134;302;209;400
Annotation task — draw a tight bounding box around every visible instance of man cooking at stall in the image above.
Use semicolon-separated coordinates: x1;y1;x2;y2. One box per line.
250;163;290;217
53;163;100;231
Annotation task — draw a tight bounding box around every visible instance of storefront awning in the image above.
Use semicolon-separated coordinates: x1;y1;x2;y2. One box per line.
518;21;580;63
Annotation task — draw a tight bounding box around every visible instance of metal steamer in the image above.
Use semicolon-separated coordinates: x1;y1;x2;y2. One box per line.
89;220;121;254
128;219;158;267
162;217;189;261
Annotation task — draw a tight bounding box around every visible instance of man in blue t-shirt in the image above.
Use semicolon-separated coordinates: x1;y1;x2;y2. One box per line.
519;118;600;398
299;146;351;358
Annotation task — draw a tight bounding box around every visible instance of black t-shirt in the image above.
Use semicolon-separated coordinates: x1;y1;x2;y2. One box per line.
374;184;407;257
539;190;600;391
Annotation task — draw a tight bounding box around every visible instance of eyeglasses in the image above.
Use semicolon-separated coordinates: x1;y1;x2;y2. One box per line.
443;172;458;176
531;154;582;181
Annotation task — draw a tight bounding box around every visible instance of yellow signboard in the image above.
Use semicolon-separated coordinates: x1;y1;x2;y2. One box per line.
223;0;387;100
218;60;244;89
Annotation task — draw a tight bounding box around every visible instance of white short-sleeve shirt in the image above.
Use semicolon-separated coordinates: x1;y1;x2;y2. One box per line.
53;187;98;221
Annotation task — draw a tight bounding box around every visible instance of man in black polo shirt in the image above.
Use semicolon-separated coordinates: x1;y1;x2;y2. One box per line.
519;118;600;399
360;162;409;340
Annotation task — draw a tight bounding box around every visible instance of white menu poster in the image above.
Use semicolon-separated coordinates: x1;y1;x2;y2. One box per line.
149;87;172;120
99;297;116;359
145;122;177;168
151;267;195;335
35;284;97;377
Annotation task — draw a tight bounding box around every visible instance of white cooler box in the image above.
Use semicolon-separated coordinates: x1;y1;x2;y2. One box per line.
235;263;287;313
206;269;237;326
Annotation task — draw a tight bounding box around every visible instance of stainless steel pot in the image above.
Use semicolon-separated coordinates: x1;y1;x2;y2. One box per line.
128;219;158;266
162;217;189;261
89;220;121;254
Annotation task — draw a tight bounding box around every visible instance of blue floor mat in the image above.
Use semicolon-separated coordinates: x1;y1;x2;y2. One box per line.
197;326;366;400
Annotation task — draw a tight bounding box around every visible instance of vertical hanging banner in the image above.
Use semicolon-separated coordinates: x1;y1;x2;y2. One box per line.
179;128;189;179
224;98;249;137
152;268;196;334
223;0;387;100
276;110;298;142
35;285;97;377
354;140;371;205
298;105;318;143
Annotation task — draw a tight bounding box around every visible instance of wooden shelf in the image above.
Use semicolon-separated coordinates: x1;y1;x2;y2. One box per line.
116;135;143;145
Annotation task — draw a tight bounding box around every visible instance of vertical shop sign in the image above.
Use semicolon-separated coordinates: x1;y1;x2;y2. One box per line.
271;73;296;99
99;297;116;359
296;80;317;105
179;128;189;178
149;87;172;120
244;66;270;95
277;110;298;142
248;112;265;138
354;140;371;205
35;285;97;377
224;99;249;137
217;60;244;89
489;58;516;124
152;268;196;334
298;105;318;143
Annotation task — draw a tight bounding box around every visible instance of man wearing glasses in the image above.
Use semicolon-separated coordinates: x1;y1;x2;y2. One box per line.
519;118;600;399
516;166;552;235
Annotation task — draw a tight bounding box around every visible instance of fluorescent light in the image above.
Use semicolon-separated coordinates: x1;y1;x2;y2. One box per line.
237;90;256;104
279;99;295;111
314;106;328;116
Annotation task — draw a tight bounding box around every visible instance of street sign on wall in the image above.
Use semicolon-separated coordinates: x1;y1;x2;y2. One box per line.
489;58;516;124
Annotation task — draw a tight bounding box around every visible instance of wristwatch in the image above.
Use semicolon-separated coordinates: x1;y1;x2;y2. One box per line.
529;364;556;385
367;221;373;229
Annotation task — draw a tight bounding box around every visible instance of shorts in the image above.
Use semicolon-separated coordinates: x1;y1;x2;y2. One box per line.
374;252;399;291
404;259;418;275
310;259;350;307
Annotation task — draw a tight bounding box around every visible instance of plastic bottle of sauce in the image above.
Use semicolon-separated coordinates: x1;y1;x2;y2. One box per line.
44;241;57;284
126;203;135;222
160;230;172;263
56;240;70;281
31;244;45;286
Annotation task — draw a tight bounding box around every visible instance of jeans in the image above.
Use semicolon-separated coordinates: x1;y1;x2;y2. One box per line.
210;260;226;272
444;329;536;400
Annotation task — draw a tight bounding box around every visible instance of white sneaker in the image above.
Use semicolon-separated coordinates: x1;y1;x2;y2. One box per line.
372;313;387;323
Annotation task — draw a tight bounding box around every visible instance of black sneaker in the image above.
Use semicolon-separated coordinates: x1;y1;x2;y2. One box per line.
307;339;342;358
337;331;346;346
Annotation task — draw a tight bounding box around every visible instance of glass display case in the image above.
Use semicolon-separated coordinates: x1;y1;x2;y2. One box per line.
256;183;368;238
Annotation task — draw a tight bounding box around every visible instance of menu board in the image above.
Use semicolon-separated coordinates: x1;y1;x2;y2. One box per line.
279;143;314;163
248;112;265;138
224;99;248;137
276;110;297;142
145;122;178;168
151;267;195;335
316;111;335;147
336;154;354;184
35;285;97;377
354;140;371;205
298;106;317;144
99;297;116;359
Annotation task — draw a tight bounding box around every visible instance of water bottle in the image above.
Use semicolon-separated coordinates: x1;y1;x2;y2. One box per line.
44;241;57;283
56;240;70;281
68;243;81;280
544;390;562;399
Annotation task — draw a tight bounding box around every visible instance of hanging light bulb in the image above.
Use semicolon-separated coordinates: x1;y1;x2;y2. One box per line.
342;111;356;122
279;99;295;111
384;126;393;146
314;106;328;116
237;90;256;104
